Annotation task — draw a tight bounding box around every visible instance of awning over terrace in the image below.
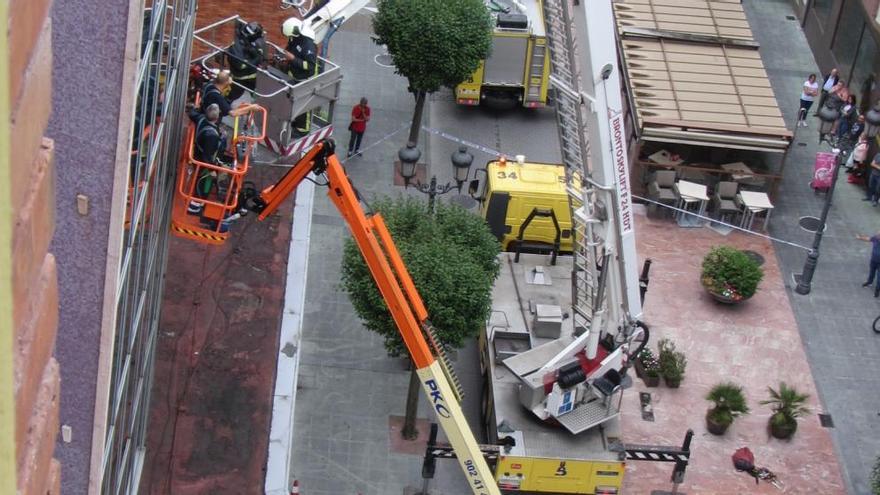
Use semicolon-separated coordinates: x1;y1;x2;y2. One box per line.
613;0;792;152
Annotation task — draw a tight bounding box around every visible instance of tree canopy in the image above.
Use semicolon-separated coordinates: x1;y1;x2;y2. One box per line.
341;196;501;356
372;0;493;93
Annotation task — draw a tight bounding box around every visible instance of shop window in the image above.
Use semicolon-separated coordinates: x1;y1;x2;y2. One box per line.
852;30;879;109
832;0;865;78
812;0;835;25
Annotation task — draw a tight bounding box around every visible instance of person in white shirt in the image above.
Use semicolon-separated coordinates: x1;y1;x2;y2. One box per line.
798;74;819;127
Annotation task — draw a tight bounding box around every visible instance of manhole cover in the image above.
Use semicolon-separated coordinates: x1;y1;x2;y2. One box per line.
799;216;825;233
819;413;834;428
741;250;765;266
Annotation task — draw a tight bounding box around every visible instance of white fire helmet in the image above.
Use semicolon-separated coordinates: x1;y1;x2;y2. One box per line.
282;17;303;38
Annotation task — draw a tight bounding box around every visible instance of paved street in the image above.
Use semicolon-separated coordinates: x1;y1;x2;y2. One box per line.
743;1;880;493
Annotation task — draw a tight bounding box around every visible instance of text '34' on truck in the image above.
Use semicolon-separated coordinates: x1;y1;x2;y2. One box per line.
456;0;551;108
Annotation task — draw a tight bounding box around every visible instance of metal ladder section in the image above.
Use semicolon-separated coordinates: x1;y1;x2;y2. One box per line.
542;0;602;334
424;323;465;403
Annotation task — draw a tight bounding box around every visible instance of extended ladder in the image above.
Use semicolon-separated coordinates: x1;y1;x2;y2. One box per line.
542;0;603;335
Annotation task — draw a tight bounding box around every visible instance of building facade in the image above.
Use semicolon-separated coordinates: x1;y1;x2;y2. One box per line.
49;0;194;492
6;0;62;491
796;0;880;113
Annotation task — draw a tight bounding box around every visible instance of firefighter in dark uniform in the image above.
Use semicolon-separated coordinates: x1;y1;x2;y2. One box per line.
226;21;266;102
187;103;227;215
280;17;319;135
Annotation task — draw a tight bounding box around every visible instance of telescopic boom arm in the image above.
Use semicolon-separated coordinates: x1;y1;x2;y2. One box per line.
249;139;500;495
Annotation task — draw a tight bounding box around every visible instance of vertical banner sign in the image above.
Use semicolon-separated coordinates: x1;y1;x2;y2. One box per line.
610;113;633;235
811;152;836;190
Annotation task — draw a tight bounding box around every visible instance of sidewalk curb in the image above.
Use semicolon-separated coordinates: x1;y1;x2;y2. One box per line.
264;177;316;495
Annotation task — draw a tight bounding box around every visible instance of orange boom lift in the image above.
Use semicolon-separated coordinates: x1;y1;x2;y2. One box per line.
243;139;501;495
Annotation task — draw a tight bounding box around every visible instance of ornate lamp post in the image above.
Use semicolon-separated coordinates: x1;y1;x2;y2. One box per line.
817;101;840;144
794;105;844;295
399;145;474;212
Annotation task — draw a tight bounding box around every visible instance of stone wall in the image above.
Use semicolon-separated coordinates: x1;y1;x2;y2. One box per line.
9;0;61;492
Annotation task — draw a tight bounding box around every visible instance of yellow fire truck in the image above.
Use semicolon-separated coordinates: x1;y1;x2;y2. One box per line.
470;157;573;254
455;0;551;108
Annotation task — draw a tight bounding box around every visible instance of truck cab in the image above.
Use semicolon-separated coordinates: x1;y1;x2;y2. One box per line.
472;158;573;253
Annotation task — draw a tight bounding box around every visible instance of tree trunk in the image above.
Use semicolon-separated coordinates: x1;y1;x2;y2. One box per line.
406;90;427;147
402;366;420;440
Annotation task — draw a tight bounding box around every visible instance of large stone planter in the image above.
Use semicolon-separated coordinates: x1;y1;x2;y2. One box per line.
769;415;798;439
633;358;660;387
705;286;748;305
706;410;730;435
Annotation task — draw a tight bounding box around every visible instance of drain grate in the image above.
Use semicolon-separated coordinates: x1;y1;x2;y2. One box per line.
819;413;834;428
640;392;655;422
786;15;797;21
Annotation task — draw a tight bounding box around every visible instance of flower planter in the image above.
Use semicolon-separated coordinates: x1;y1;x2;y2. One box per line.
770;417;798;439
706;410;730;435
633;358;646;379
634;360;661;387
707;288;746;305
663;375;682;388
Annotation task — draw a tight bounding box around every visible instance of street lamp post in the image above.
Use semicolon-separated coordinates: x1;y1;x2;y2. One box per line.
795;104;845;295
795;147;842;295
817;101;840;144
399;145;474;212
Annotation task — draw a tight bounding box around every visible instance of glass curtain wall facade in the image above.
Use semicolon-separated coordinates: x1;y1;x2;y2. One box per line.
802;0;880;112
99;0;195;492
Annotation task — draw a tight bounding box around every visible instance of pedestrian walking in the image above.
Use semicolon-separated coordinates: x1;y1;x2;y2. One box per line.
798;74;818;127
862;152;880;206
856;231;880;297
815;68;839;113
347;97;371;157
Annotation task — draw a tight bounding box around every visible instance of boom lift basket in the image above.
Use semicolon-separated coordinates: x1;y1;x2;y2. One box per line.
191;15;341;159
170;102;267;245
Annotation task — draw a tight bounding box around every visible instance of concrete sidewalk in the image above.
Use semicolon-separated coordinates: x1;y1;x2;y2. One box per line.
744;1;880;493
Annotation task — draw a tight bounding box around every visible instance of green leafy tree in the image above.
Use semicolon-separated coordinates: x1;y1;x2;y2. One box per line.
872;455;880;495
372;0;492;148
341;196;500;437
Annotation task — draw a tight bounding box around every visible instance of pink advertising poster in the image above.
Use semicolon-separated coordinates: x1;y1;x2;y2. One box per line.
811;152;836;190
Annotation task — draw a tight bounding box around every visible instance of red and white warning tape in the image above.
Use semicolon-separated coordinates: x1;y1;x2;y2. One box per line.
264;126;335;158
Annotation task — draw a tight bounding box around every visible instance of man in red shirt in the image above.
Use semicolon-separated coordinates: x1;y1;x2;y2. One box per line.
348;97;371;157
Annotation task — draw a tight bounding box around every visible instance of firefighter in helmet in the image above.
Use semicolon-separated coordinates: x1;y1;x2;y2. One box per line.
280;17;319;136
226;20;266;102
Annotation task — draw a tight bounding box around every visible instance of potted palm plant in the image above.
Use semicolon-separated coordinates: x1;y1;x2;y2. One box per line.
633;348;661;387
760;382;811;439
701;246;763;304
705;382;750;435
658;338;687;388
